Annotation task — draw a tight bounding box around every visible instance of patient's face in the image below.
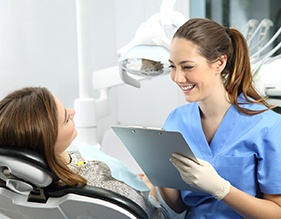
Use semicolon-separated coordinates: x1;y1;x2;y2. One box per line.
54;96;77;159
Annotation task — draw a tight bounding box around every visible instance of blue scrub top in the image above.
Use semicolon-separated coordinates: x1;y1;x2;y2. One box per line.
163;95;281;218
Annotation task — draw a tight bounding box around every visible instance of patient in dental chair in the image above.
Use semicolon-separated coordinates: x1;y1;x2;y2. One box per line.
0;86;182;219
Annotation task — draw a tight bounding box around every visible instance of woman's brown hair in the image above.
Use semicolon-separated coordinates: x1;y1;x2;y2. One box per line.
0;87;86;186
173;18;271;115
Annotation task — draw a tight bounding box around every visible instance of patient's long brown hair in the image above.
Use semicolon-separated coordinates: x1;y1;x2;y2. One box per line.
0;87;86;186
174;18;271;115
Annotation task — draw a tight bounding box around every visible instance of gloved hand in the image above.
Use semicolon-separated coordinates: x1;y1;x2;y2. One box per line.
170;153;231;200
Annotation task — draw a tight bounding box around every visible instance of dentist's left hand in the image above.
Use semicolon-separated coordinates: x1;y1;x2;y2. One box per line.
170;153;230;200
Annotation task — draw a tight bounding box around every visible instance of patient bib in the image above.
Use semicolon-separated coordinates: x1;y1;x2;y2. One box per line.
72;140;149;192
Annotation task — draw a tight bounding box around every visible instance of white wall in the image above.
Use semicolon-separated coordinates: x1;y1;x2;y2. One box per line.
0;0;78;105
0;0;189;143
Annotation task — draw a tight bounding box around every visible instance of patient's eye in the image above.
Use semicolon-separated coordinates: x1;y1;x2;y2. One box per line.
64;108;71;123
66;115;71;123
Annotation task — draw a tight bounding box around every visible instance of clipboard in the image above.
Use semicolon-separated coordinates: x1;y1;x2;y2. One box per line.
111;125;199;191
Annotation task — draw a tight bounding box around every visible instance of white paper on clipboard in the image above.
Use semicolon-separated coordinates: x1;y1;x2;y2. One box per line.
111;125;200;191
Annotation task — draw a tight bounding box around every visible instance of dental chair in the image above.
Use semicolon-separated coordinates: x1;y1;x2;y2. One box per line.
0;146;148;219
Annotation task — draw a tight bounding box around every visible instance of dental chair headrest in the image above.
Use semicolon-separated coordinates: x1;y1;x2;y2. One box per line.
0;145;56;192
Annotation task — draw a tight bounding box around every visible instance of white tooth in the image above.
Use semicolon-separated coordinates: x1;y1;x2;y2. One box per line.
183;85;193;90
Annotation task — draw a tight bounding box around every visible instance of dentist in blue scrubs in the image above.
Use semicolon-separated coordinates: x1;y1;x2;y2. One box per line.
159;18;281;218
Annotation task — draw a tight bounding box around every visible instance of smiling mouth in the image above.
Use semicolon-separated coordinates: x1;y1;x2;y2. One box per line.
182;85;195;91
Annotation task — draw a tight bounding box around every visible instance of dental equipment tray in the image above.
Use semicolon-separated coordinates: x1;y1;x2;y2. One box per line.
111;125;199;191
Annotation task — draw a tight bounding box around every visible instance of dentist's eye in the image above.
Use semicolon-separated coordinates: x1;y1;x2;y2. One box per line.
168;64;175;69
183;66;194;70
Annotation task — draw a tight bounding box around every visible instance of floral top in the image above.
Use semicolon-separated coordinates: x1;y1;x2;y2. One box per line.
67;151;164;219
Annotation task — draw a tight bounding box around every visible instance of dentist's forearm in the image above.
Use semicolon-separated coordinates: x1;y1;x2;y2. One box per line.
223;186;281;219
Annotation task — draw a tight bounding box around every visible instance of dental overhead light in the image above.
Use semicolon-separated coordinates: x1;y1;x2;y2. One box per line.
73;0;188;147
117;0;187;88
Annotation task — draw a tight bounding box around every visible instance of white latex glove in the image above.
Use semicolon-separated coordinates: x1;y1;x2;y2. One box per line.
170;153;231;200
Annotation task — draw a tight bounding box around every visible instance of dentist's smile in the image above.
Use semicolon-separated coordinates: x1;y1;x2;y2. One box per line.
181;84;196;92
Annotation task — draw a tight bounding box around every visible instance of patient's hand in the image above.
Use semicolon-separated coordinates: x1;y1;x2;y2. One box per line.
138;173;157;200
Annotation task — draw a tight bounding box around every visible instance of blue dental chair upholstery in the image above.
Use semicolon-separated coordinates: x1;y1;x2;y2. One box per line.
0;146;148;219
